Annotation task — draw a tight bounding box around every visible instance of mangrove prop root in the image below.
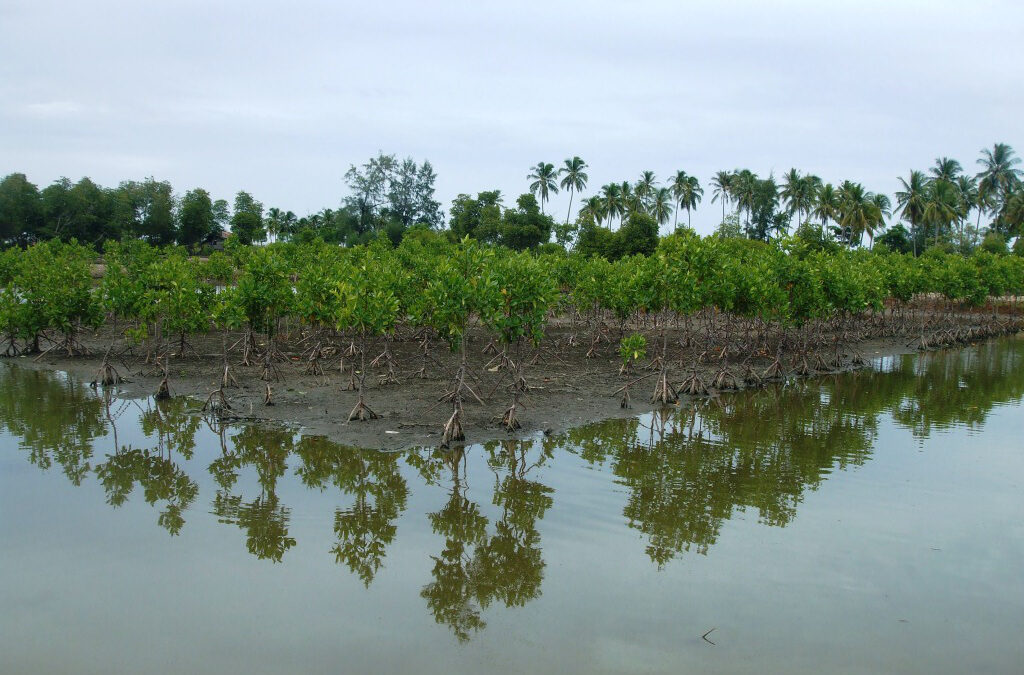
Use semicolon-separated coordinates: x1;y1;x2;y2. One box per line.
348;398;378;422
680;370;709;397
502;403;521;432
650;368;679;405
263;383;274;406
711;368;738;391
441;405;465;447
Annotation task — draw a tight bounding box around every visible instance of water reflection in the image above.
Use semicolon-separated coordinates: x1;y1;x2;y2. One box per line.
1;336;1022;641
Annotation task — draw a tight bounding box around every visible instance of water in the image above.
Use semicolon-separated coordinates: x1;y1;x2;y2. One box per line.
1;340;1023;674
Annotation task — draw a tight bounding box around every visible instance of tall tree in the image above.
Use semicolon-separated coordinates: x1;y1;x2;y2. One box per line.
635;171;657;210
177;188;218;251
0;173;43;244
895;170;929;254
710;170;733;224
599;183;623;230
650;187;674;227
976;143;1023;235
231;191;265;245
558;157;588;226
527;162;559;215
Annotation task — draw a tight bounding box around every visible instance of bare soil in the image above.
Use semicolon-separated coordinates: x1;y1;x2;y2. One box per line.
10;312;1019;450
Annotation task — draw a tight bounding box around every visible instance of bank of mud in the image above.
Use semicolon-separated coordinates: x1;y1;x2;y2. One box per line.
9;314;1022;450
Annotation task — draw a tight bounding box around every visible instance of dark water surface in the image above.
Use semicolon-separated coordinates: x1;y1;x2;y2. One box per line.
2;339;1023;674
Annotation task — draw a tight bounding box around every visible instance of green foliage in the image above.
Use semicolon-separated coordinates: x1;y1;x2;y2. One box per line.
14;240;102;344
236;246;293;336
619;333;647;368
481;252;558;346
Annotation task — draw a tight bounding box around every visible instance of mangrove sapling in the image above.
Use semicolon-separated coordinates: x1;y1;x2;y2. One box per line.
617;333;648;408
17;240;102;358
332;252;402;423
480;252;558;432
424;239;492;445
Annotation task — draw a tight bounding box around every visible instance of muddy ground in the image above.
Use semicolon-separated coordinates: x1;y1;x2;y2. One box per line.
7;314;973;451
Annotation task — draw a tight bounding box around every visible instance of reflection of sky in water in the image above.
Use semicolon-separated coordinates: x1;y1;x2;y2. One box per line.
0;336;1023;674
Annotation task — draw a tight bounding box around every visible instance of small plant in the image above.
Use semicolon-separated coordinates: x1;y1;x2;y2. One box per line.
619;333;646;376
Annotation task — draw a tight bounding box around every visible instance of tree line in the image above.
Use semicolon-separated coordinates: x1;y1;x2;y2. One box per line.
1;144;1022;256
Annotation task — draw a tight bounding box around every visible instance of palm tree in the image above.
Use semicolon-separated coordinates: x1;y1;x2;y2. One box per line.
895;170;929;255
651;187;674;227
579;195;606;228
924;179;960;246
558;157;588;226
780;169;821;227
731;169;757;229
635;171;657;210
527;162;559;215
869;193;891;249
813;183;840;233
977;143;1023;233
976;143;1022;204
955;175;978;249
679;175;703;230
621;181;643;222
837;181;880;246
600;183;623;230
710;170;733;224
930;157;963;184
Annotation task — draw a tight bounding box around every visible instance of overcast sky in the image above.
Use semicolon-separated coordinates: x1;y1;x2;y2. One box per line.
2;0;1022;235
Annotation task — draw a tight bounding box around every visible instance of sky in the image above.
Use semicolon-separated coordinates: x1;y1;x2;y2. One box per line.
2;0;1022;236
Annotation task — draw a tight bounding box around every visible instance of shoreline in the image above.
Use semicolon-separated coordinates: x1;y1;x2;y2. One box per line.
8;318;1011;451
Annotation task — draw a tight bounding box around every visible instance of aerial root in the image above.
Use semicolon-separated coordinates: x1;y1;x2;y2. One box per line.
711;368;738;391
441;406;465;447
762;358;785;380
650;368;679;404
501;403;521;432
680;370;709;397
348;398;378;422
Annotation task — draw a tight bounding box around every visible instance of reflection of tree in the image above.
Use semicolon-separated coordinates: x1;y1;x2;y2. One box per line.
94;445;198;535
558;339;1024;566
209;425;296;562
294;437;409;586
416;441;552;642
93;396;200;535
0;365;105;484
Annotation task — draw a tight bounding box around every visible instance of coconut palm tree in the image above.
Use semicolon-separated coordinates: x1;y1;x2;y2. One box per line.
955;175;978;249
635;171;657;210
812;183;840;235
579;195;606;228
976;143;1022;207
650;187;674;227
895;170;929;255
924;179;960;246
710;170;733;224
558;157;588;226
977;143;1023;234
869;193;891;249
677;175;703;230
600;183;623;230
780;169;821;227
836;181;880;246
731;169;757;229
930;157;963;184
527;162;559;215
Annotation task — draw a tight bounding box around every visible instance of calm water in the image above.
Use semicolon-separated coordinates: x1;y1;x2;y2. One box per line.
2;340;1023;674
